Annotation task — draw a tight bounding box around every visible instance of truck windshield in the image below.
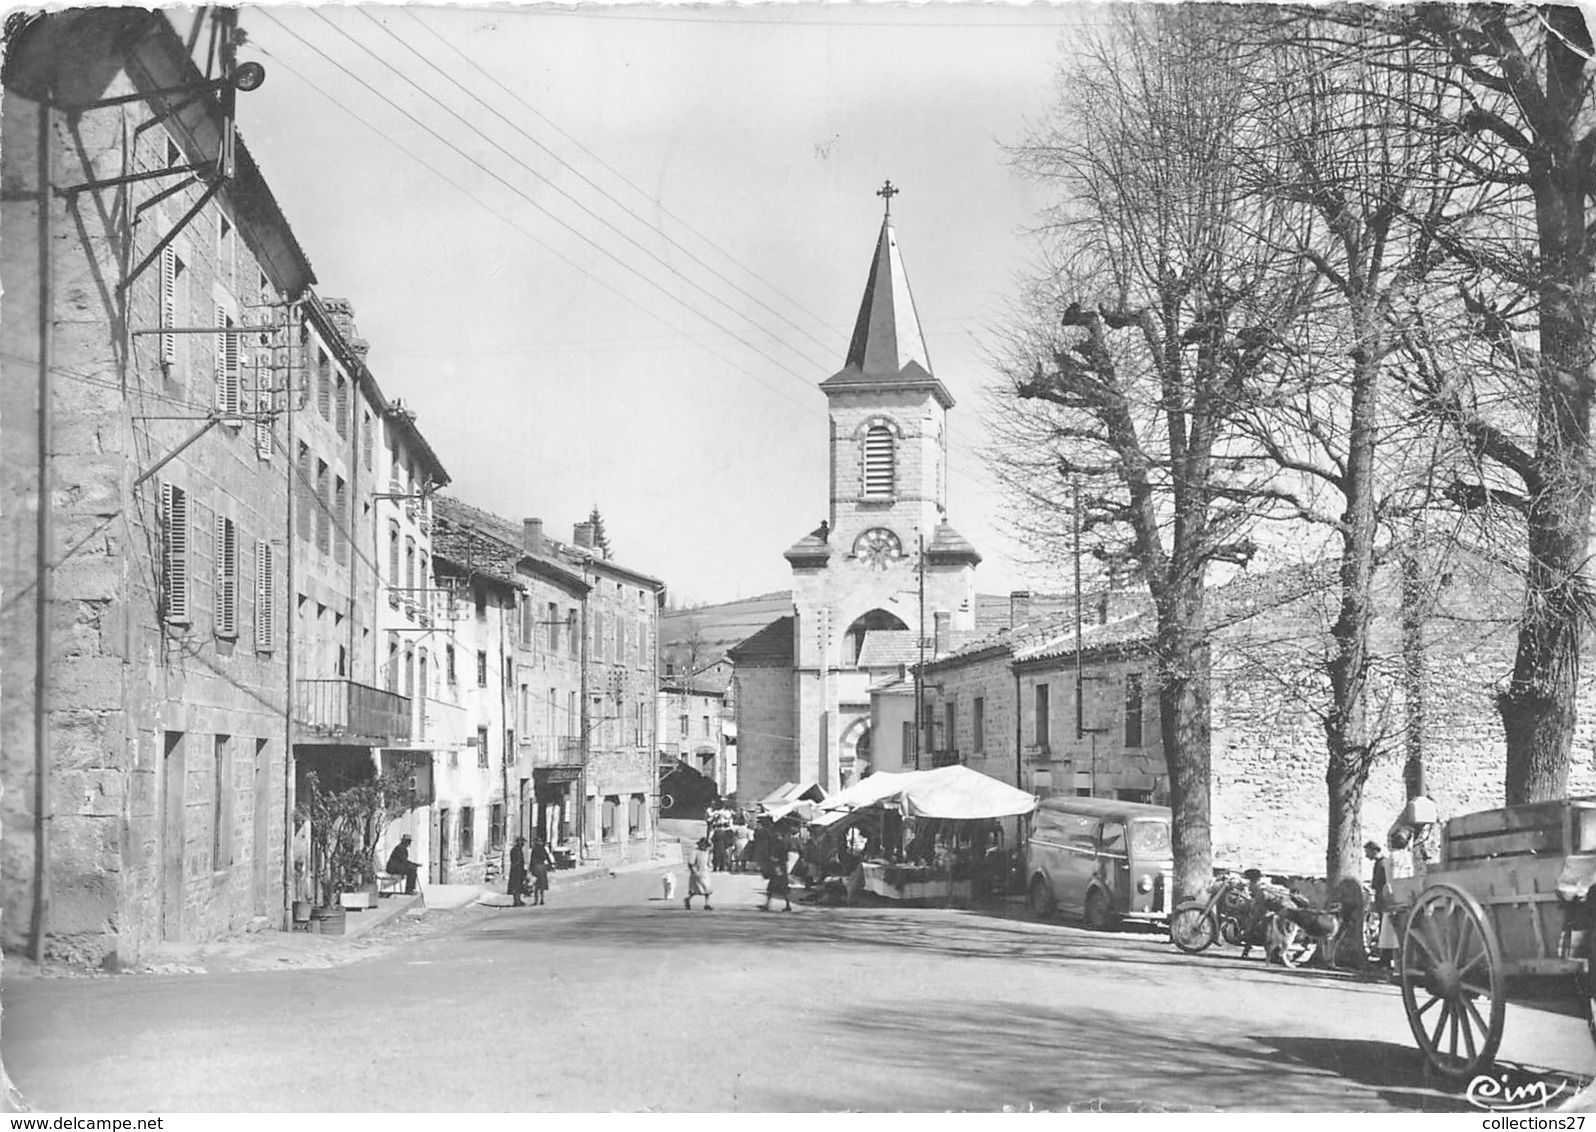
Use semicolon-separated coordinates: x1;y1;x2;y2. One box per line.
1130;820;1171;858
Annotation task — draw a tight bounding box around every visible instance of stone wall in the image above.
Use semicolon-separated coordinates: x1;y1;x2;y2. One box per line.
731;666;796;804
1;45;293;966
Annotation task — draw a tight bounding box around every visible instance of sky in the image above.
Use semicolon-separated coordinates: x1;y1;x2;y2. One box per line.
228;2;1106;606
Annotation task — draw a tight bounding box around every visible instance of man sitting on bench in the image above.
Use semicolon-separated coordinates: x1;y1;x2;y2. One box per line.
385;834;420;895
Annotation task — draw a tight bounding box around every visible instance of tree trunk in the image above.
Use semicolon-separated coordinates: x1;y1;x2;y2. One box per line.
1323;329;1380;883
1496;8;1594;805
1157;588;1211;901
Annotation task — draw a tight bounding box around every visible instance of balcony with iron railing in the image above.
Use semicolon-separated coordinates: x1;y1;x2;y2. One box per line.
296;679;412;746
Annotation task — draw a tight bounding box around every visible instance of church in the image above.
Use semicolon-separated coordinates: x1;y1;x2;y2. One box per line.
728;189;983;803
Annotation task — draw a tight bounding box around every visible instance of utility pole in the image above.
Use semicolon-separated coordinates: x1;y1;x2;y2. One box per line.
914;531;925;770
1073;479;1084;743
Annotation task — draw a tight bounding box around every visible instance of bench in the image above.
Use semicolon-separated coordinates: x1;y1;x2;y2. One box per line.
377;872;410;897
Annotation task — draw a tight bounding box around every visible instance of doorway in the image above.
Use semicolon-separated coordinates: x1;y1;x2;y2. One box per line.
161;731;185;941
435;808;449;884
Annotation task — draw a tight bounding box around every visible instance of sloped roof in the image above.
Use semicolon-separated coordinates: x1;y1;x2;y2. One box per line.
783;523;832;567
432;495;586;592
856;630;918;669
820;217;953;409
726;615;795;667
925;519;981;566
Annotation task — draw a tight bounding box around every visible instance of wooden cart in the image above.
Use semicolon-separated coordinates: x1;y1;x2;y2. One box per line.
1388;795;1596;1081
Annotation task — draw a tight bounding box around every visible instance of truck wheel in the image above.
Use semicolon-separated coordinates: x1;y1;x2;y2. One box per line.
1084;887;1118;932
1028;875;1056;918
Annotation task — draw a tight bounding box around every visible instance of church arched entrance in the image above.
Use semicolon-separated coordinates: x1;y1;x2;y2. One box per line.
843;608;907;666
838;716;872;786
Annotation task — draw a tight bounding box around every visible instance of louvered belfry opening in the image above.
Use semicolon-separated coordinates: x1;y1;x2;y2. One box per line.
864;424;895;497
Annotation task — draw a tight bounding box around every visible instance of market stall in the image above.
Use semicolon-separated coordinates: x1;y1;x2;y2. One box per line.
811;766;1037;904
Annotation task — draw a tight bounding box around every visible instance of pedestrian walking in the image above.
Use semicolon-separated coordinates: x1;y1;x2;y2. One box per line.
1365;839;1394;970
1375;829;1413;967
760;832;792;912
529;836;553;906
685;837;714;911
508;836;528;907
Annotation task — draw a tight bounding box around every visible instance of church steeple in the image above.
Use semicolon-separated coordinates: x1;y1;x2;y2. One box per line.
821;184;953;409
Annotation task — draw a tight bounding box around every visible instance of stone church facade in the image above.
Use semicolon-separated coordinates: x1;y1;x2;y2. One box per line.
730;200;981;802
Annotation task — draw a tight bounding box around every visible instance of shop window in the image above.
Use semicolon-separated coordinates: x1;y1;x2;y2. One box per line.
489;803;505;852
602;796;619;842
477;726;489;769
629;794;644;838
459;806;474;859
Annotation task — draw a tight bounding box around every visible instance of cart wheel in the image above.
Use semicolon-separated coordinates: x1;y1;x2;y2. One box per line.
1028;875;1056;919
1170;902;1216;953
1584;900;1596;1052
1400;882;1505;1082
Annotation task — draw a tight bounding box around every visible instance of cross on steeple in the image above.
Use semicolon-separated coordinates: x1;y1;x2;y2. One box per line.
876;179;899;217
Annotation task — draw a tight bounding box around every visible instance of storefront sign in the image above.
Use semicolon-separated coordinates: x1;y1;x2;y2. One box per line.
535;765;583;785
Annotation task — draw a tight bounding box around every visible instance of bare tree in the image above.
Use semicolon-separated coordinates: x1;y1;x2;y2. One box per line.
1221;14;1472;881
1328;5;1596;804
995;5;1309;898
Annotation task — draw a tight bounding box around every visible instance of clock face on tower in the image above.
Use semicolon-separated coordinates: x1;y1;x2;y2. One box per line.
854;527;903;570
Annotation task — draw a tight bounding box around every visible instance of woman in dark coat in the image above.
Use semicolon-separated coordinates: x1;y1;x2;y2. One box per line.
508;836;527;907
529;837;554;906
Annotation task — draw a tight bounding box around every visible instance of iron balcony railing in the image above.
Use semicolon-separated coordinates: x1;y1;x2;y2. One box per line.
296;679;412;745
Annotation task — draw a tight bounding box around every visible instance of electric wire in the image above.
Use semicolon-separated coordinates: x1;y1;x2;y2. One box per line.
269;8;831;404
398;7;841;354
248;32;825;420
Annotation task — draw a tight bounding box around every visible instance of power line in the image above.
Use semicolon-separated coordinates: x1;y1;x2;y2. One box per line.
247;30;825;420
287;7;832;399
401;7;841;352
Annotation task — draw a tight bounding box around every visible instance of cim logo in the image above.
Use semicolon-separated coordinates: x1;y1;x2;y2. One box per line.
1465;1070;1569;1112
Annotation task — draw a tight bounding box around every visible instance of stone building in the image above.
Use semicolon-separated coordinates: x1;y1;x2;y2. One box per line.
658;678;731;793
728;197;982;803
0;9;312;964
428;500;663;870
289;294;448;898
918;553;1596;877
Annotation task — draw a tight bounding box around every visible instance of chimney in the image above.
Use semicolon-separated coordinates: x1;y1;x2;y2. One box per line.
1009;590;1032;629
933;611;951;657
522;518;543;556
573;521;594;549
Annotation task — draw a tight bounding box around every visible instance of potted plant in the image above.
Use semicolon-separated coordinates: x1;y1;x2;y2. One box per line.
297;769;416;914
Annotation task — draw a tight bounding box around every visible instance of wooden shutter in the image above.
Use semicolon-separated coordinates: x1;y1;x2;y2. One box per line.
215;515;237;637
255;541;274;652
254;390;273;460
159;249;176;365
162;483;190;623
864;425;894;496
215;305;240;415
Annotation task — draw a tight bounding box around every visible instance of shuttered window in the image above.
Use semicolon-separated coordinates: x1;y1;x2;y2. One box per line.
863;424;894;497
335;375;349;439
361;413;373;471
296;444;313;542
314;460;330;554
161;483;190;624
388;521;401;593
334;477;348;566
159;249;177;366
214;514;238;638
254;386;273;461
255;541;275;653
316;351;331;420
214;305;240;416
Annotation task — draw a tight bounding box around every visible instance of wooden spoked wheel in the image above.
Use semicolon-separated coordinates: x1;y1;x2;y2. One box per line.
1400;883;1506;1081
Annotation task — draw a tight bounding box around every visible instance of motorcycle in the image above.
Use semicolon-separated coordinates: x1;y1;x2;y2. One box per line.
1169;872;1318;967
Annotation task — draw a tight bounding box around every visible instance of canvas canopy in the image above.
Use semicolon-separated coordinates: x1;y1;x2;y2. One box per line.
813;765;1037;824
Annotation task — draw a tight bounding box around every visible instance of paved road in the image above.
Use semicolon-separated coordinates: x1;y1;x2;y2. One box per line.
5;868;1592;1112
